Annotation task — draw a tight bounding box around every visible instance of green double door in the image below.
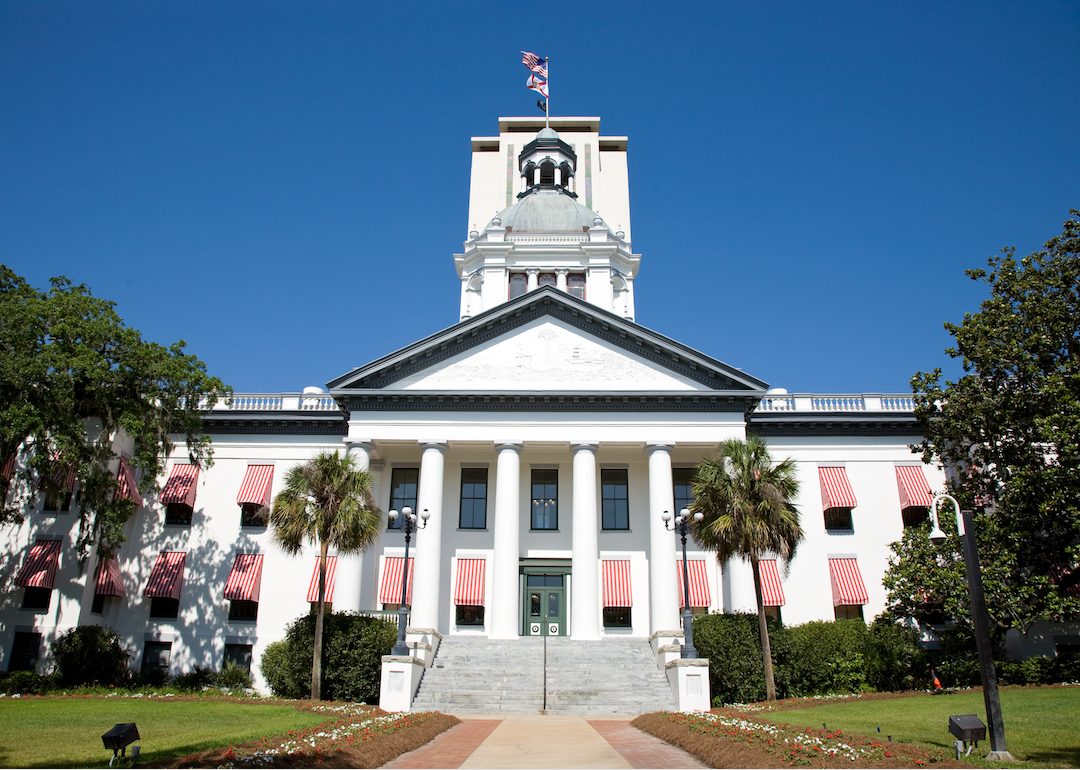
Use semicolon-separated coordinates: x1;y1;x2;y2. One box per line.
526;574;566;637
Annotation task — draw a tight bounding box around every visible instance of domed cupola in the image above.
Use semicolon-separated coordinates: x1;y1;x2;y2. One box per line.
518;127;578;199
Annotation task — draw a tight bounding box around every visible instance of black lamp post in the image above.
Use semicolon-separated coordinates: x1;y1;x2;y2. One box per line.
388;506;428;657
663;507;704;658
928;494;1015;762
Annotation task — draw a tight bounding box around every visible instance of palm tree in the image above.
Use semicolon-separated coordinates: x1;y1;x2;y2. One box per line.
691;436;803;701
269;450;381;700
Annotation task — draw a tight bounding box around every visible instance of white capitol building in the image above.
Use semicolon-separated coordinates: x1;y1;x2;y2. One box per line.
3;116;957;710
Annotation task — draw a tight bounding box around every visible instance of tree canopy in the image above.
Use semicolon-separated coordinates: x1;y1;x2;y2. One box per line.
692;435;803;700
0;267;230;559
908;209;1080;626
269;450;382;699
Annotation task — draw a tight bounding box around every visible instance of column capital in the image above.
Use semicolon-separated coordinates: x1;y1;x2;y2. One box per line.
343;437;375;450
418;440;448;452
555;268;569;276
570;441;599;453
494;440;523;453
525;267;540;276
645;441;676;454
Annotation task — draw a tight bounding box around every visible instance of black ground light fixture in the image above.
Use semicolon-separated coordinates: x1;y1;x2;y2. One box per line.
388;506;428;657
949;714;987;758
101;723;139;766
929;494;1016;762
663;507;704;658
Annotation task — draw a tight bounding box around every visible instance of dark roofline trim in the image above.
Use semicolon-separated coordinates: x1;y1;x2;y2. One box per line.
342;391;761;413
327;287;768;393
748;413;924;438
202;411;347;436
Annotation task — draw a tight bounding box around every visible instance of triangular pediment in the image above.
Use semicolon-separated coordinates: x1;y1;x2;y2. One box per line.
327;287;768;395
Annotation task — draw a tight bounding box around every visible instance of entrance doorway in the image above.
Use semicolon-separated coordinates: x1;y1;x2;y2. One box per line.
526;574;566;636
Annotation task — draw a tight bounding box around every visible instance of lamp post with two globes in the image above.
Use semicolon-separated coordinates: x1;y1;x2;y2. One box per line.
388;506;429;657
663;507;704;658
928;494;1014;761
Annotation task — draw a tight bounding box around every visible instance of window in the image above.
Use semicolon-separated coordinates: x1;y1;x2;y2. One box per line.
509;273;528;299
834;605;865;622
142;641;172;674
824;507;853;531
8;632;41;672
764;606;783;625
601;469;629;530
22;587;51;612
223;643;253;674
165;502;193;526
538;273;556;288
459;468;488;529
568;274;586;300
311;602;334;614
672;467;695;514
603;606;632;627
531;469;558;530
240;502;267;527
229;600;258;622
902;507;929;528
456;605;485;626
539;161;555;185
150;597;179;619
388;467;419;529
91;593;107;614
42;487;72;513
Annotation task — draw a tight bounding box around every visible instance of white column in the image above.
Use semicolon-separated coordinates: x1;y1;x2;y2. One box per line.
647;442;680;631
410;441;447;631
335;439;375;614
571;441;600;640
490;441;523;639
526;268;539;292
555;268;568;293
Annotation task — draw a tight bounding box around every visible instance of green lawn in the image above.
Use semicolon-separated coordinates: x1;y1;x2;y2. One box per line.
0;697;329;768
762;687;1080;768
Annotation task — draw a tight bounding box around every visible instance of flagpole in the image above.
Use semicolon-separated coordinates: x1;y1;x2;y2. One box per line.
546;58;550;128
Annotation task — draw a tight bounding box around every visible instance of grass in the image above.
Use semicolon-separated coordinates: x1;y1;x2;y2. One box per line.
760;686;1080;768
0;696;329;768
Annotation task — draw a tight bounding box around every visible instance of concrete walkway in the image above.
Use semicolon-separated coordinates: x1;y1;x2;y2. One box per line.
382;714;705;769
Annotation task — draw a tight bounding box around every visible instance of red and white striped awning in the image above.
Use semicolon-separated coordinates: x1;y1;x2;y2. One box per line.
819;466;857;510
115;457;142;506
378;556;413;605
829;558;868;606
224;553;264;602
676;559;710;608
896;465;933;509
144;552;187;600
42;463;77;490
758;559;785;606
2;454;15;480
307;556;338;603
237;465;274;507
14;539;62;588
454;559;486;606
160;463;198;507
94;555;126;597
602;560;633;607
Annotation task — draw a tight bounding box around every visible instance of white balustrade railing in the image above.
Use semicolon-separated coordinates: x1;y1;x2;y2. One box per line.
300;396;339;411
215;394;340;412
506;234;588;243
753;394;916;414
228;395;283;411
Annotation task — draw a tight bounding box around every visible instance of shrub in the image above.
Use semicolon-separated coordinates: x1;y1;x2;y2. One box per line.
864;619;926;691
0;670;49;695
218;660;253;691
132;666;170;689
262;612;396;701
694;611;782;704
49;625;129;687
783;619;869;696
174;665;217;691
260;640;291;697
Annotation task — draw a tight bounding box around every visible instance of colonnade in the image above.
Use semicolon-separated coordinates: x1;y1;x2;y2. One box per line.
343;438;685;638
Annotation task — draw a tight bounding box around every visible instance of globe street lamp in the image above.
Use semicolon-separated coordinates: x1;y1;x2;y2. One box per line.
928;494;1015;761
663;507;704;658
388;506;429;657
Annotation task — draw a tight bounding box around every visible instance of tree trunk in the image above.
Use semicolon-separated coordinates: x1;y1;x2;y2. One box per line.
312;541;328;700
751;556;777;701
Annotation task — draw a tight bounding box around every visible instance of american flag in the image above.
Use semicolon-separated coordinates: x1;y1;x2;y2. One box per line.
521;51;547;79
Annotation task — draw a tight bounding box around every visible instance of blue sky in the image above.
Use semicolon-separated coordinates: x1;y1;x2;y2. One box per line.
2;1;1078;395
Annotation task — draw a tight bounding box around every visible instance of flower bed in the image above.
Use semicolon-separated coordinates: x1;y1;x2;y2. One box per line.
632;711;965;768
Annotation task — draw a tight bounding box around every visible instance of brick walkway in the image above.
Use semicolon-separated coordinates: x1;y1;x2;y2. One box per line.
382;719;502;769
588;720;706;769
380;716;704;769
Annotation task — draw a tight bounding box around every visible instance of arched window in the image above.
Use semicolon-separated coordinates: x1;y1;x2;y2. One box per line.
568;274;586;299
538;273;556;288
539;161;555;186
509;273;528;299
559;162;573;186
522;163;536;188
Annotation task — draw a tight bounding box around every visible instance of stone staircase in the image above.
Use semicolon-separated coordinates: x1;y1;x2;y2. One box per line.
410;636;677;715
